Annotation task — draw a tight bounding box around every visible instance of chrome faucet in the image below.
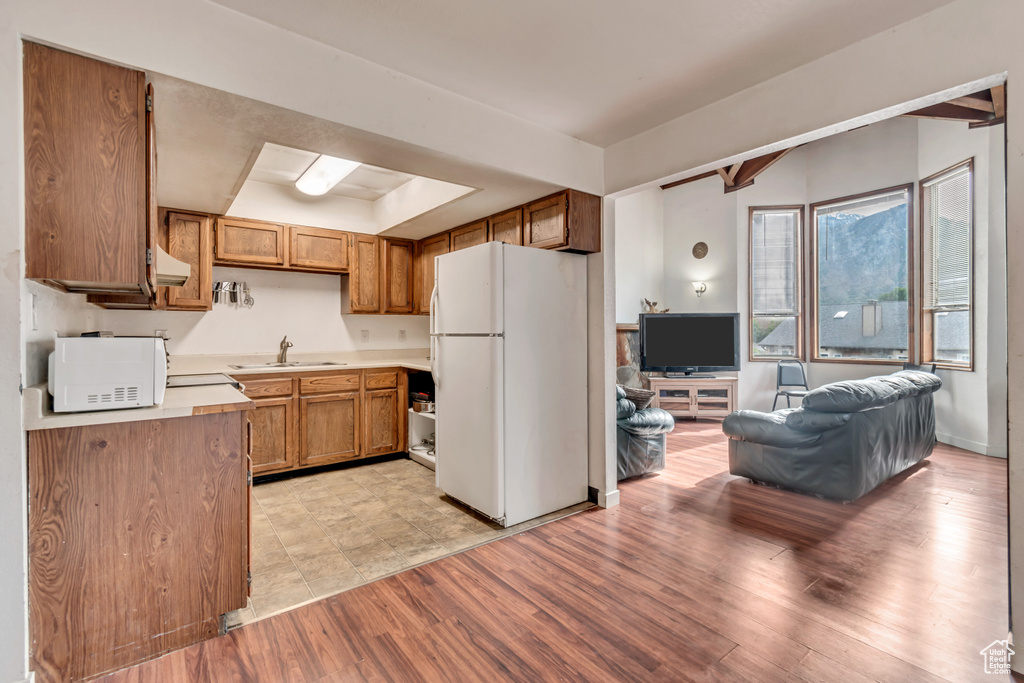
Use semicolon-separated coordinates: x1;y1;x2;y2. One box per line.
278;335;293;363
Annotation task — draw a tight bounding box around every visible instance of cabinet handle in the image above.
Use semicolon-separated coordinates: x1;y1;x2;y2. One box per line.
246;419;253;457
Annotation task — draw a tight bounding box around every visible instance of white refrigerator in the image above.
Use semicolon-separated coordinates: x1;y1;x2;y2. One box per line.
430;241;588;528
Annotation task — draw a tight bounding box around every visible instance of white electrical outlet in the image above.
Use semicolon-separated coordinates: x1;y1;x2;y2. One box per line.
361;330;369;343
399;329;406;342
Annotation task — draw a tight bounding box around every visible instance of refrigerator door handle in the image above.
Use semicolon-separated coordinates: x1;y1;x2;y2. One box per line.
430;282;439;387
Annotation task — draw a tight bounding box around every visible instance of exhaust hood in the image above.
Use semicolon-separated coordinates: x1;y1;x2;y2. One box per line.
154;244;192;288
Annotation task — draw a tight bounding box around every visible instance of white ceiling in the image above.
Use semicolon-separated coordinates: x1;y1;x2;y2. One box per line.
247;144;415;201
152;73;559;239
211;0;958;146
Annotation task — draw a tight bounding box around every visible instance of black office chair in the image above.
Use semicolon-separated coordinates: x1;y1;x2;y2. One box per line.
902;362;937;374
773;360;810;411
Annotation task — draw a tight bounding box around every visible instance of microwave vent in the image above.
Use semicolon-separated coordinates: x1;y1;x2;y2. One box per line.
86;386;140;404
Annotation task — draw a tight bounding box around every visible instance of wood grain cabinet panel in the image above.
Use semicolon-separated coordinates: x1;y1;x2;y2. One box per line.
488;208;523;246
413;232;449;315
382;239;414;314
347;234;381;313
524;193;569;249
300;372;361;396
363;389;400;456
28;412;249;682
300;393;360;466
365;370;398;390
248;397;295;474
215;217;286;267
238;377;294;399
24;42;151;294
165;210;213;310
450;220;489;252
289;225;349;272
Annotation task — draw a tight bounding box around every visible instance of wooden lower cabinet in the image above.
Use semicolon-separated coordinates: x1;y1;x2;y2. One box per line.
300;392;361;466
235;368;408;476
28;410;250;682
364;388;400;456
249;397;296;473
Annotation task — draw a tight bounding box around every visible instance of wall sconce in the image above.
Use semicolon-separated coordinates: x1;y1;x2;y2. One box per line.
692;281;707;298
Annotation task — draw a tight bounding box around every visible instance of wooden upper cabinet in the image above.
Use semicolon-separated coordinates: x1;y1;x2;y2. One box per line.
165;210;213;310
450;220;489;252
524;190;601;253
24;42;152;294
382;239;414;314
524;193;568;249
348;234;381;313
414;232;449;315
489;208;523;246
215;217;287;267
289;225;349;273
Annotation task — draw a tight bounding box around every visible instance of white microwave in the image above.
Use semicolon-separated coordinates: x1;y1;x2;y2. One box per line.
48;337;168;412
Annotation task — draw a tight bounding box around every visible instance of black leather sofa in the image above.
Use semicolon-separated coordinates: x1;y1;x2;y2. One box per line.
722;370;941;501
616;385;675;480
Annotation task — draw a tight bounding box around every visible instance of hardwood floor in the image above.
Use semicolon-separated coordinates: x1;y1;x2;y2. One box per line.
98;420;1014;682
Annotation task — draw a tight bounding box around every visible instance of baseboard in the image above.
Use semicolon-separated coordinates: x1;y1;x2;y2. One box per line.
597;489;619;508
936;432;1007;458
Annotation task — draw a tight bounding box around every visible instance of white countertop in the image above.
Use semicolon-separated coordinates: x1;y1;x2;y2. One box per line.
169;348;432;375
24;383;253;431
24;349;432;430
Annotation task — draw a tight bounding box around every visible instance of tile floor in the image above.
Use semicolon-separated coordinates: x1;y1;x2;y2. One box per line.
228;457;591;626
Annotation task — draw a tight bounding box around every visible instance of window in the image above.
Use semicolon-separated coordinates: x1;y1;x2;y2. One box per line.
750;206;803;359
921;159;972;368
810;185;913;363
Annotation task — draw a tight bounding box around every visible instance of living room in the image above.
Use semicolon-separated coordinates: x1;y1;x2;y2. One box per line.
615;110;1007;459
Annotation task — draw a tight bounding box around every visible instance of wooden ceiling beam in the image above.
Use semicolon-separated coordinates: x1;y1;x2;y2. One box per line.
729;147;795;190
660;169;718;191
947;95;995;113
992;84;1006;119
902;102;991;123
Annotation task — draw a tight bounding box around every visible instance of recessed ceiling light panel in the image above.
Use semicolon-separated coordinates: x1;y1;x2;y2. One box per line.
295;154;361;195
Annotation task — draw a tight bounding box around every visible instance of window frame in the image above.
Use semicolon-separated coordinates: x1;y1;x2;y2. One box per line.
919;158;974;371
748;205;805;362
809;183;916;365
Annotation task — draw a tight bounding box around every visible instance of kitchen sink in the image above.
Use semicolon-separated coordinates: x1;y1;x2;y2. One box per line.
228;361;347;369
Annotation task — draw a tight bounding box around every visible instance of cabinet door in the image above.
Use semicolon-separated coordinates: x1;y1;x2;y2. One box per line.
524;192;569;249
299;393;361;465
489;208;523;246
382;239;414;314
414;233;449;315
363;388;400;456
450;220;489;251
24;42;149;293
248;397;296;474
165;210;213;310
215;217;286;266
289;225;349;272
348;234;381;313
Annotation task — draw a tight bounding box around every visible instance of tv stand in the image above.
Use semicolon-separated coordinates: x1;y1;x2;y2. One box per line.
642;375;736;419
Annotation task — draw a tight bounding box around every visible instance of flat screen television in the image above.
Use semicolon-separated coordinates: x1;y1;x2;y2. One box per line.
640;312;740;374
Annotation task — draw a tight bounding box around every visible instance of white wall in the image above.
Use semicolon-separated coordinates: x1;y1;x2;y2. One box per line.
97;267;431;357
661;177;737;314
917;118;1007;456
613;188;663;323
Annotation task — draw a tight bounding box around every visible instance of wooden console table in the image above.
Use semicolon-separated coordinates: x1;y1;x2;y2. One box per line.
641;375;737;419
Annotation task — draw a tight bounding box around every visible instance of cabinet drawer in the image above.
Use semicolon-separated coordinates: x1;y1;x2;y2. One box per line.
300;372;361;395
364;370;398;390
237;377;294;399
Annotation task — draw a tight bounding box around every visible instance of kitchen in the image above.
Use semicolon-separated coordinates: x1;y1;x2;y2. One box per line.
21;42;603;682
